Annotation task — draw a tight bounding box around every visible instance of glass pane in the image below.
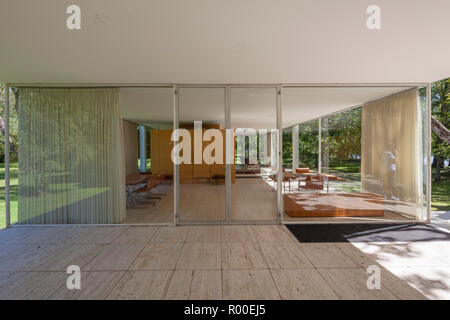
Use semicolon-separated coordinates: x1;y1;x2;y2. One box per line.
230;88;278;222
178;88;226;222
283;87;426;222
15;88;125;224
298;120;319;171
121;87;174;224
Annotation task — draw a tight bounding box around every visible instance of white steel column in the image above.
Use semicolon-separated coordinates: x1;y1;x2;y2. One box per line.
173;85;179;224
292;124;299;171
270;130;277;166
426;84;432;222
225;86;231;223
276;86;282;223
4;85;10;228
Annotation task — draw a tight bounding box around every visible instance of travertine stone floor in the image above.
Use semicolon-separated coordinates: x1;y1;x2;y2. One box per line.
0;225;449;300
125;178;278;224
124;178;414;224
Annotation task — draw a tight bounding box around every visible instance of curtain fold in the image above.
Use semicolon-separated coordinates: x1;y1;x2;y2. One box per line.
18;88;125;224
361;89;423;219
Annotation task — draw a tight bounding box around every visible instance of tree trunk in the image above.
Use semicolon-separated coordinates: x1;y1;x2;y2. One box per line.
431;116;450;144
0;114;18;153
435;154;442;182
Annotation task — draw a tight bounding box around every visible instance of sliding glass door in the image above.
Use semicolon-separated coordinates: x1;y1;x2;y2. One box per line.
229;87;279;223
178;87;226;223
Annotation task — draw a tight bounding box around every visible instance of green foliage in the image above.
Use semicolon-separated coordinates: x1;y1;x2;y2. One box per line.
298;120;319;169
321;107;362;167
431;79;450;160
282;129;292;168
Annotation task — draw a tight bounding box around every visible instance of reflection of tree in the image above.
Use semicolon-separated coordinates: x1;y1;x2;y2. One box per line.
283;108;361;172
428;79;449;182
322;107;362;173
298;120;319;169
282;129;292;168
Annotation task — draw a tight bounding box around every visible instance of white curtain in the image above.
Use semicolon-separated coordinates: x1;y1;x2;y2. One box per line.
18;88;126;224
361;89;423;219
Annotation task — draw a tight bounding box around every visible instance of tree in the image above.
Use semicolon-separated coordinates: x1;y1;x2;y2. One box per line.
431;78;450;182
321;107;362;173
0;84;19;162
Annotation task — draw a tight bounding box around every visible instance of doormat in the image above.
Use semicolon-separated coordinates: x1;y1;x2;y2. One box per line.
286;223;450;243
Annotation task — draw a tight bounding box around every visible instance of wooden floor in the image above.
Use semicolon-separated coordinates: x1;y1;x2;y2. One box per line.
1;225;449;299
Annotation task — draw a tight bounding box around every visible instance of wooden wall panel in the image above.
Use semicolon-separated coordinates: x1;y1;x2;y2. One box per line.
150;128;235;182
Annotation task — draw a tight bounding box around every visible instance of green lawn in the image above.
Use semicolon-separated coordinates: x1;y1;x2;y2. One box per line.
431;180;450;211
1;162;108;229
0;162;18;229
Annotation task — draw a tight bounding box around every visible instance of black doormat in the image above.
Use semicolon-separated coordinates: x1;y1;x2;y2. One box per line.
286;223;450;243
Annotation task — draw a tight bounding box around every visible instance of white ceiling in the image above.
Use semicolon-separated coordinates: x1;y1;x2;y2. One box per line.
1;0;449;84
120;87;173;124
282;86;412;127
120;86;412;129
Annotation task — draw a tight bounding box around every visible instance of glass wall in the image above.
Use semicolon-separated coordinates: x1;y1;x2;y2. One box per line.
123;123;174;224
321;107;362;192
282;87;429;222
360;89;426;220
230;88;278;222
3;85;429;226
178;87;226;223
298;120;319;171
120;87;174;224
15;88;125;224
282;128;292;170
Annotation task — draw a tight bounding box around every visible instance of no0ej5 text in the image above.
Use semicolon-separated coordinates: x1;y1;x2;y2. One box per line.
184;304;266;317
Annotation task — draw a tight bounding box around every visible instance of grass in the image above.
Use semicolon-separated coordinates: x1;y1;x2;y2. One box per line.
0;162;108;229
0;162;18;229
431;179;450;211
